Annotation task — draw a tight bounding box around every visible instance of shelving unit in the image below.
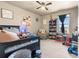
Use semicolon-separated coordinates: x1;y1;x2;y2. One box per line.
49;19;57;39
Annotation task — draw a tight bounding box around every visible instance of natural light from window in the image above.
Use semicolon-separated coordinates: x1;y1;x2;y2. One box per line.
57;14;70;34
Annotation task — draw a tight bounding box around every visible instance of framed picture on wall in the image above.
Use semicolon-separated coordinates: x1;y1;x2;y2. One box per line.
1;8;13;19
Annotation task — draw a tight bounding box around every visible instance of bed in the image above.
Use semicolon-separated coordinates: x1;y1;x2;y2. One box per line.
0;36;40;58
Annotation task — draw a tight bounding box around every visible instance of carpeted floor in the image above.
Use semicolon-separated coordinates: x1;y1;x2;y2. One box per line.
40;39;77;58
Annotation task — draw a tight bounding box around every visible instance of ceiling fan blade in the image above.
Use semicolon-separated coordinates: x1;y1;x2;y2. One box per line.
36;1;42;5
45;7;48;10
36;6;41;9
46;2;52;6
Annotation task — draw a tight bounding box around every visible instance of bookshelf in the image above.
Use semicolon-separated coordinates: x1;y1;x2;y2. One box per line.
49;19;57;39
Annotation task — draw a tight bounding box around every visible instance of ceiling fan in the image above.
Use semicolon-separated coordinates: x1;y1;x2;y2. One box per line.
36;1;52;10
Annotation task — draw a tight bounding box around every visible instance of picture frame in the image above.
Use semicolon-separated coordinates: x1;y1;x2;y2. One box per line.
1;8;13;19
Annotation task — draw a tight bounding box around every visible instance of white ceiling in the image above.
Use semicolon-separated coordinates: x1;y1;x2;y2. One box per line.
5;1;78;16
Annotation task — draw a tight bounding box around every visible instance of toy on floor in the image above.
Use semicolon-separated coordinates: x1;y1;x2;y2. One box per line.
68;41;78;56
62;34;72;46
68;26;78;56
65;35;72;46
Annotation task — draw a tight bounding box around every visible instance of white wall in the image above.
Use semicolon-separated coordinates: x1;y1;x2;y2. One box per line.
78;4;79;33
0;2;42;33
78;4;79;57
42;7;78;34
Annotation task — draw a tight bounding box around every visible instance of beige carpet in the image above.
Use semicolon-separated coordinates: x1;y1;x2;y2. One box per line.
40;39;77;58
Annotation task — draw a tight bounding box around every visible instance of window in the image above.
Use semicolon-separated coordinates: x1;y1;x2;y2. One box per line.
57;14;70;33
